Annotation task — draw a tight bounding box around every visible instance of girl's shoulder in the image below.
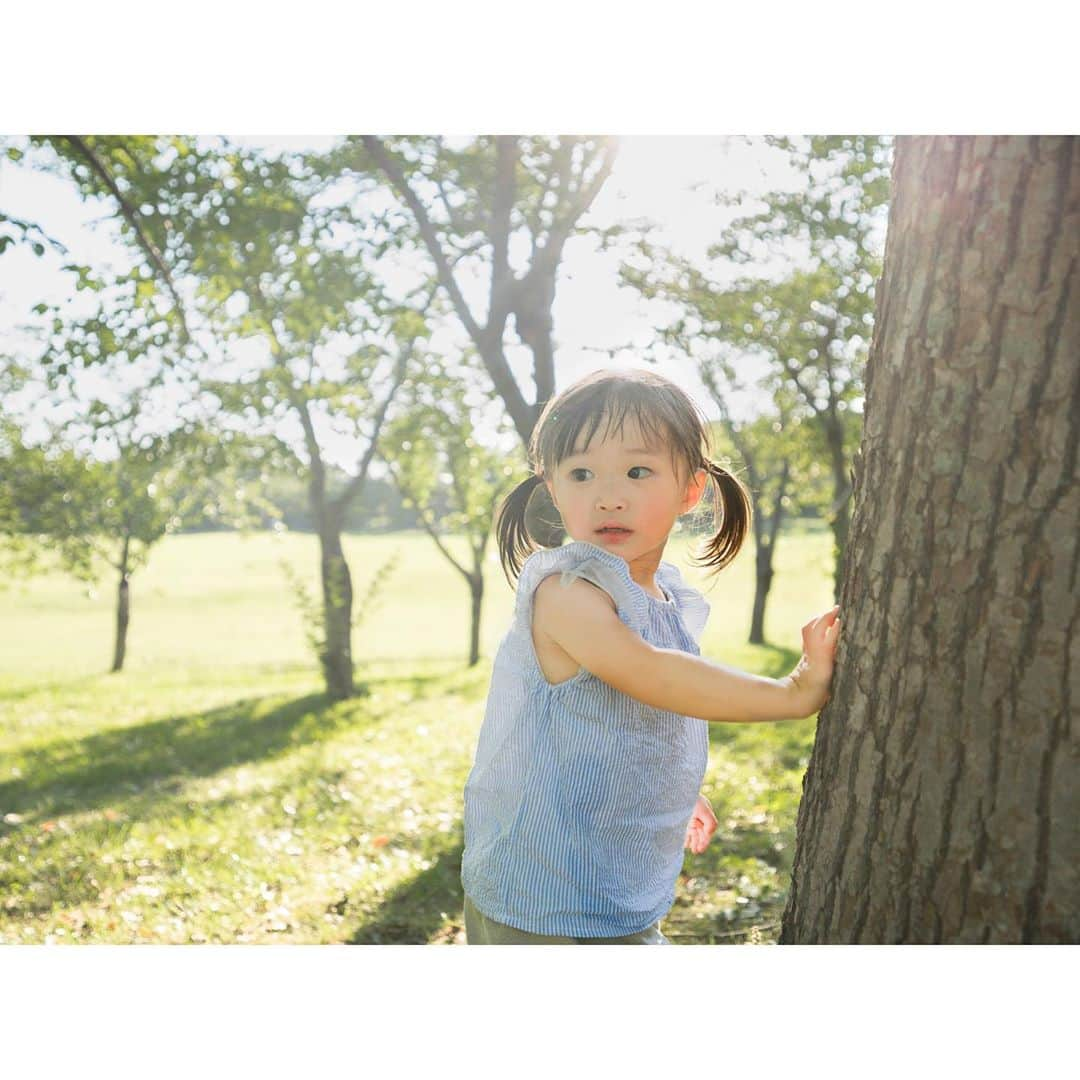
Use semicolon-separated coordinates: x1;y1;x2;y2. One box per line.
516;542;648;632
655;561;711;644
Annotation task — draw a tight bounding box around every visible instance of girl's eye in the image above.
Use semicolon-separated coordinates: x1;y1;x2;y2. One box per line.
569;468;593;482
628;466;653;479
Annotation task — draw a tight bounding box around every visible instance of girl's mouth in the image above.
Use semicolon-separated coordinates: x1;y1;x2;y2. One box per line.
596;526;632;542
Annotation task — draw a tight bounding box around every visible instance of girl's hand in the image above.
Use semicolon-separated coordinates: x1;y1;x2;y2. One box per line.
684;794;718;855
786;605;841;717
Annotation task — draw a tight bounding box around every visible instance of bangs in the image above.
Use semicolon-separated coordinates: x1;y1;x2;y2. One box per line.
533;375;708;476
550;400;669;461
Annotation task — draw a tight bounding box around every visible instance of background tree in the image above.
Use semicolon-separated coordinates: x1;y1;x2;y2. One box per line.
781;135;1079;944
21;136;430;699
31;136;197;340
0;419;95;581
1;193;285;673
186;146;428;701
703;403;832;643
2;139;293;634
623;136;891;599
380;359;519;666
353;136;618;542
355;136;618;442
2;383;261;673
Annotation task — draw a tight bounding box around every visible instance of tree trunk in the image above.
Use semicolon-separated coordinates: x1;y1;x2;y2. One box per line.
781;136;1079;944
826;440;852;602
468;571;484;667
319;526;354;701
304;440;357;701
749;459;791;645
110;533;131;673
748;545;772;647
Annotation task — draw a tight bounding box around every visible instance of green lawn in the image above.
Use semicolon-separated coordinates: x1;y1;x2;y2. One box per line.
0;525;834;944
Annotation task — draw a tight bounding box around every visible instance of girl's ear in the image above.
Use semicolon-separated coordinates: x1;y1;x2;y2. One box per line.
544;476;559;510
681;468;707;514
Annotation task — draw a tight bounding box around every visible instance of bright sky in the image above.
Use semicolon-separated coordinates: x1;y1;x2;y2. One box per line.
0;136;801;467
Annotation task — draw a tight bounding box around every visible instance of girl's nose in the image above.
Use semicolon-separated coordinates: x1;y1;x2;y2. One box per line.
596;487;627;511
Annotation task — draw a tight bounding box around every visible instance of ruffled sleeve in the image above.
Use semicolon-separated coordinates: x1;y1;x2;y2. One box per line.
656;562;711;645
515;542;648;635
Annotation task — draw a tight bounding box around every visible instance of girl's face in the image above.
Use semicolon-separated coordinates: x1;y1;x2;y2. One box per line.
544;420;706;569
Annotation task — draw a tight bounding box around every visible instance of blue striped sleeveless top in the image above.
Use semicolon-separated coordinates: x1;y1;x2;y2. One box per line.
461;541;711;938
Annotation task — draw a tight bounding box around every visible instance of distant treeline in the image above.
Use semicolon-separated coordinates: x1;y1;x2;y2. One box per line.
181;468;423;534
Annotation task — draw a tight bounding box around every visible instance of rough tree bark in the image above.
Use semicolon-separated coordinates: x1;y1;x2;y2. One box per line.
825;436;852;602
781;136;1079;944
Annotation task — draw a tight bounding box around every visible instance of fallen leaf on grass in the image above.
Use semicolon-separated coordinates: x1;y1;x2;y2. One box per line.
372;836;390;848
41;820;58;832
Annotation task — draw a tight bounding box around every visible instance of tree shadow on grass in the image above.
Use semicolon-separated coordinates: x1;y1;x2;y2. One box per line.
0;669;451;826
0;693;329;826
347;841;464;945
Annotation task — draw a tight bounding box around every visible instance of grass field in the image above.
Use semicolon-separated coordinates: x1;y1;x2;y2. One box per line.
0;524;835;944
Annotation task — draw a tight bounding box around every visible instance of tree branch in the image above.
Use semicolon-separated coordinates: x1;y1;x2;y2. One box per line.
361;137;484;343
781;355;826;419
362;137;543;442
388;466;471;583
539;137;618;270
820;314;842;428
488;137;518;329
699;363;759;491
334;342;411;516
61;136;191;344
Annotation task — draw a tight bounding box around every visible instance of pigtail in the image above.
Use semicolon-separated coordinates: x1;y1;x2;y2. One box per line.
495;473;545;584
696;460;753;574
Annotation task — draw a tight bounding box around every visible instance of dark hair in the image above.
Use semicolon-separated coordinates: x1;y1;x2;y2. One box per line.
495;368;753;581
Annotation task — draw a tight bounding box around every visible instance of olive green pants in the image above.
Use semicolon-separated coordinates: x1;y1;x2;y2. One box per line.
464;895;669;945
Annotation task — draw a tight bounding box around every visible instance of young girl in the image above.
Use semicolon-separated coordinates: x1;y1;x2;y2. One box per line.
461;369;840;944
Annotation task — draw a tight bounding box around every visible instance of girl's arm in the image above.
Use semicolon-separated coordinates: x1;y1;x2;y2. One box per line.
532;575;840;723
